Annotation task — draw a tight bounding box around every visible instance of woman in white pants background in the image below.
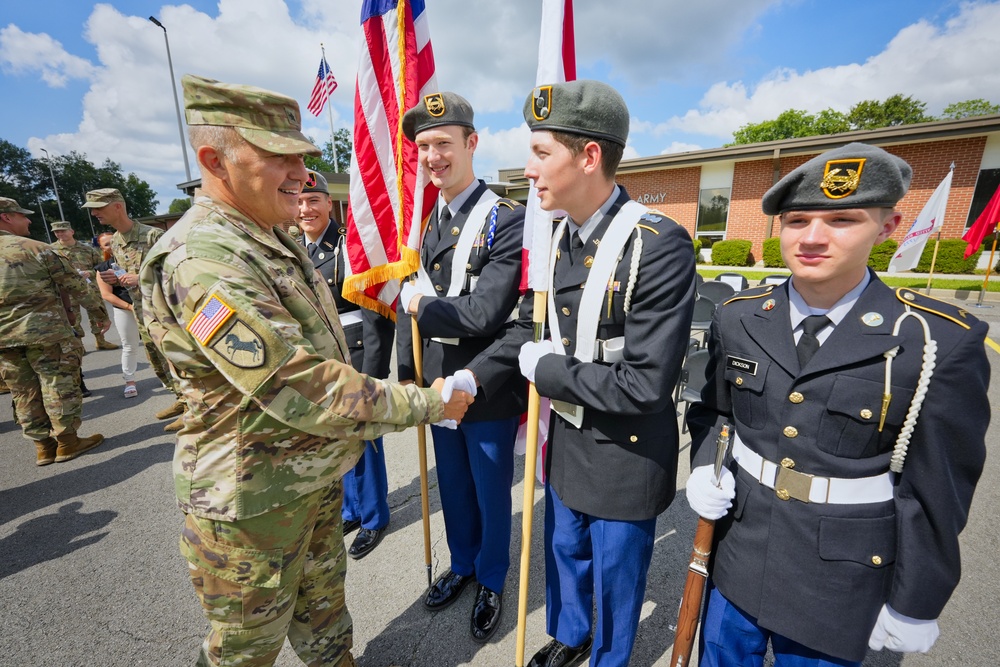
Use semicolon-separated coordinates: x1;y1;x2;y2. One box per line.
96;232;141;398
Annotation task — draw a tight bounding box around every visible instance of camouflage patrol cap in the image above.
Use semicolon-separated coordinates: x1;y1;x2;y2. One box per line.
82;188;125;209
402;92;475;141
50;220;73;231
0;197;33;215
182;74;321;157
303;170;329;194
523;80;629;147
763;142;912;215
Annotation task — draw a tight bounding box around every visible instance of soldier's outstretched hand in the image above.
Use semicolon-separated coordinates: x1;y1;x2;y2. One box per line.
431;376;474;425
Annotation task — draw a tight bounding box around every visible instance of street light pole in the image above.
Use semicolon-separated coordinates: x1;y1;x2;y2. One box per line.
39;148;66;222
149;16;192;182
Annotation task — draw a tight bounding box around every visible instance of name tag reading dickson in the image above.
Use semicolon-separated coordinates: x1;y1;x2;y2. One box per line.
726;355;758;375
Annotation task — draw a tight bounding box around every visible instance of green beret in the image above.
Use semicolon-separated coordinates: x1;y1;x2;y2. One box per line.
303;170;329;194
82;188;125;209
50;221;73;231
523;80;629;147
0;197;33;215
763;142;912;215
182;74;321;157
402;92;475;141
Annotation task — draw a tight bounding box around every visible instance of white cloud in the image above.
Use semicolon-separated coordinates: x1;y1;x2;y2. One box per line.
474;124;532;182
0;24;95;86
661;141;703;155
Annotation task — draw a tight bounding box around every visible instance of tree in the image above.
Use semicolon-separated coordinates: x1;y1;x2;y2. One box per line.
847;94;930;130
169;198;192;214
729;109;848;145
941;99;1000;120
305;128;352;174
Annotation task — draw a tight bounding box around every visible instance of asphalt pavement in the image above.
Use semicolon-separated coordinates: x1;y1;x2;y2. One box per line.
1;299;998;667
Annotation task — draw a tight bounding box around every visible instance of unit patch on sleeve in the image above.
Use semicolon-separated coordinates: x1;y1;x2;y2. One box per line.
212;320;266;369
186;293;235;345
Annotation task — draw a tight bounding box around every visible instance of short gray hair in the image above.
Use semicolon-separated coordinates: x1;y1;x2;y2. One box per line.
188;125;244;163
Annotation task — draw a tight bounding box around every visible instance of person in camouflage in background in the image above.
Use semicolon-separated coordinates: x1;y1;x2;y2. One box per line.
140;74;474;667
50;220;120;351
0;197;111;465
90;188;186;431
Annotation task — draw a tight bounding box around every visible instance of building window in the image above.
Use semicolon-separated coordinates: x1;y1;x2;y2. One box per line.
966;168;1000;229
696;187;730;246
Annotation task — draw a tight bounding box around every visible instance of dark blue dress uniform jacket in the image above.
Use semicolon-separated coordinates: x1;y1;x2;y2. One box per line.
470;187;697;521
396;181;527;422
687;275;989;662
307;222;393;377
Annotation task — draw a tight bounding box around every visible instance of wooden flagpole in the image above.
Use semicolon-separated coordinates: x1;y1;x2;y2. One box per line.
925;233;942;295
412;321;434;588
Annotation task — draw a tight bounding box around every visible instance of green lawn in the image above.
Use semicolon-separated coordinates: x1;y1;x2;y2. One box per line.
697;269;1000;292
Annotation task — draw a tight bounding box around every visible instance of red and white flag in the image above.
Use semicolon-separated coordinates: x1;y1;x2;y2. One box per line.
307;56;338;117
963;181;1000;259
342;0;438;319
888;168;953;273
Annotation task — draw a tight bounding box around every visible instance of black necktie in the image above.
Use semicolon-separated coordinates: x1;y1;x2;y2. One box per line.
796;314;830;368
569;232;584;265
307;242;317;259
440;206;452;228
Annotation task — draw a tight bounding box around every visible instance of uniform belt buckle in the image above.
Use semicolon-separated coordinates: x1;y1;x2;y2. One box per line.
774;466;813;503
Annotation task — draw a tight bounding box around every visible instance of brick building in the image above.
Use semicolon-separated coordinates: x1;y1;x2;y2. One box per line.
498;115;1000;263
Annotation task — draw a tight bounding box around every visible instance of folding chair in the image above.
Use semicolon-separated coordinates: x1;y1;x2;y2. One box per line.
697;280;735;305
677;349;711;433
715;272;749;291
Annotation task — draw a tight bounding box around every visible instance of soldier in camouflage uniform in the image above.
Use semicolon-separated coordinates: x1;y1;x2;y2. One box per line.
0;197;111;465
139;74;473;667
90;188;186;431
50;220;119;350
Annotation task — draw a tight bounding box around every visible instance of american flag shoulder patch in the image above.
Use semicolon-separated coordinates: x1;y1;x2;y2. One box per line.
186;293;235;345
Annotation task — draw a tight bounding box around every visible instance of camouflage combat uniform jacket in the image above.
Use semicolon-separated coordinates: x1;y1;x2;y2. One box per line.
51;238;103;281
140;195;445;521
0;230;108;347
112;220;162;323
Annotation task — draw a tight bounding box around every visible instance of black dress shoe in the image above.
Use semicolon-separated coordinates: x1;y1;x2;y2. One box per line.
424;569;474;610
348;526;385;560
342;518;361;534
527;637;592;667
470;585;503;642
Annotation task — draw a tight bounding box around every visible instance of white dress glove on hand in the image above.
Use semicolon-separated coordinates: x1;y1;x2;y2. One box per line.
868;604;939;653
450;369;478;398
399;282;421;314
686;465;736;520
518;340;555;384
432;375;459;430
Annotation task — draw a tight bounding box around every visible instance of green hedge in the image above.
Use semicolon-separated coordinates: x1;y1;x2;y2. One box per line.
711;240;753;267
692;237;703;263
868;239;898;271
762;237;785;268
915;239;980;274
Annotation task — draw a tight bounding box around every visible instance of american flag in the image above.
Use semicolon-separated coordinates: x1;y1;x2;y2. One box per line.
342;0;438;319
307;56;338;117
186;294;234;345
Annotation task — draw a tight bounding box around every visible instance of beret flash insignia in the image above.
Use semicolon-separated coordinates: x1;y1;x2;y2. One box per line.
820;158;866;199
424;93;445;117
532;86;552;121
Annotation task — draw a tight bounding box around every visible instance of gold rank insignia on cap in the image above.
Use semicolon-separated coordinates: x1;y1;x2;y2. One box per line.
424;93;445;117
820;158;865;199
532;86;552;121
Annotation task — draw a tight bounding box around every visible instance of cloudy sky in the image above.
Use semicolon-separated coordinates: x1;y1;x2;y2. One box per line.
2;0;999;212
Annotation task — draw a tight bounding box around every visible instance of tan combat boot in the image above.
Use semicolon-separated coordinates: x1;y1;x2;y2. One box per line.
35;438;57;466
95;334;120;350
155;400;186;420
55;433;105;462
163;414;185;432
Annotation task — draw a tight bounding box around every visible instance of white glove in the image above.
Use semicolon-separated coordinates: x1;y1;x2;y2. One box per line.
518;340;555;384
399;282;421;314
432;375;459;430
685;465;736;520
868;604;939;653
449;369;478;398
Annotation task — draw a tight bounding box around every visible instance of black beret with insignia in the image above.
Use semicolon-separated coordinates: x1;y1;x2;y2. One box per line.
402;91;475;141
523;79;629;147
762;142;912;215
302;170;329;194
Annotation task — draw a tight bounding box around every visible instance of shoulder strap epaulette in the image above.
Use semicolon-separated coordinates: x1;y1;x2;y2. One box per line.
895;287;974;330
496;197;521;210
722;283;774;306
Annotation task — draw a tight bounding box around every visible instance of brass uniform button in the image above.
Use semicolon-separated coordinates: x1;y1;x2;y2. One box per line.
435;284;443;292
561;337;570;347
318;252;326;260
583;256;594;268
629;435;638;443
789;392;804;404
466;263;473;270
780;457;795;469
776;488;791;501
871;555;883;566
432;263;441;271
783;426;798;438
451;227;460;236
735;377;743;386
328;278;334;284
860;409;873;420
561;307;571;316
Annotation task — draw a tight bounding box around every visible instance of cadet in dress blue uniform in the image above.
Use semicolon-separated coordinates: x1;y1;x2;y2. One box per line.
472;80;696;667
686;143;989;666
297;170;396;560
396;92;527;642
